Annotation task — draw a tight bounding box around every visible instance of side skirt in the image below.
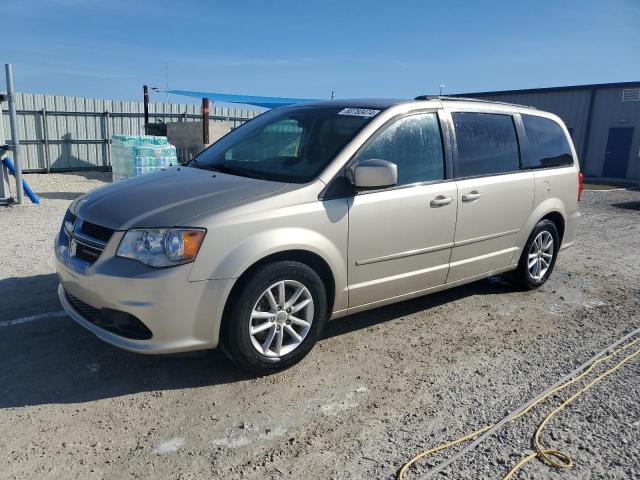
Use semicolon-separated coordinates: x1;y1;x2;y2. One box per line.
330;263;518;320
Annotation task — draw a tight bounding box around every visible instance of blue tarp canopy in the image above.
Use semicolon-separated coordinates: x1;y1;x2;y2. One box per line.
166;90;319;108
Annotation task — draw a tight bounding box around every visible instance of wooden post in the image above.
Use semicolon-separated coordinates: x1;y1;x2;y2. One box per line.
143;85;149;135
104;110;111;168
202;98;210;145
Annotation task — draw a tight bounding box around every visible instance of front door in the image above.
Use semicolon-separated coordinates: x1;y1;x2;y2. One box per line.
347;112;457;307
603;127;634;179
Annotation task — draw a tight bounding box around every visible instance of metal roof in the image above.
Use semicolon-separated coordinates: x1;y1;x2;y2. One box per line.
454;81;640;97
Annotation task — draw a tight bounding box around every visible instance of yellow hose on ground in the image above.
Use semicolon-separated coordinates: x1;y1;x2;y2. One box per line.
398;335;640;480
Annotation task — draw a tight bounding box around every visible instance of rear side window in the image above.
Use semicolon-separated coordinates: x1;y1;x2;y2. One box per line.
452;112;520;177
521;115;573;168
356;113;444;186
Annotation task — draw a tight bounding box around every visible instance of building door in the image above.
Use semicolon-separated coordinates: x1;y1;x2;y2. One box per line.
602;127;634;179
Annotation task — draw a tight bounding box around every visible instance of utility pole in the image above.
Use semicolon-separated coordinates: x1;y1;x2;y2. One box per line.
5;64;24;205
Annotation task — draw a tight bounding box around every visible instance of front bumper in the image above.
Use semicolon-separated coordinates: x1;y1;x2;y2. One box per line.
55;238;235;354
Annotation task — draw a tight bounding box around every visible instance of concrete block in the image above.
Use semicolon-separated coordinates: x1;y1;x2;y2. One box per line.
167;121;231;158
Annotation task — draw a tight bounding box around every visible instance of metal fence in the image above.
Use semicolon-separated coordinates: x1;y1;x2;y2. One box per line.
1;92;261;172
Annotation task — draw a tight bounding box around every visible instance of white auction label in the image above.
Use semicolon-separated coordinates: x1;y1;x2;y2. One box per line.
337;108;380;117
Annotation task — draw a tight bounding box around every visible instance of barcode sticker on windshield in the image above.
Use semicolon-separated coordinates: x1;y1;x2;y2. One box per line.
338;108;380;117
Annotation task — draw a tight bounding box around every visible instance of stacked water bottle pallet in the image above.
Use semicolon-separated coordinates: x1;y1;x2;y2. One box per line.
111;135;180;181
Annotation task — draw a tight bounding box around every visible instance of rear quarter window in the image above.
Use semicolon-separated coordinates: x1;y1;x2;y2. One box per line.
521;114;573;169
452;112;520;177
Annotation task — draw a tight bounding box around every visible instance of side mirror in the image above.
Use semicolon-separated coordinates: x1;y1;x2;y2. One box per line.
353;159;398;189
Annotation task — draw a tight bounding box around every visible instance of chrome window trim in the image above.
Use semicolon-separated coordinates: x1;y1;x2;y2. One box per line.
447;110;522;180
334;108;451;197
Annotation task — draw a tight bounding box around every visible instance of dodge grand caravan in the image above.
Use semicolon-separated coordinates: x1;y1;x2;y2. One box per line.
56;97;581;373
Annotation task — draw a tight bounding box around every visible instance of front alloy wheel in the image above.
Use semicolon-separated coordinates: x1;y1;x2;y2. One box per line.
249;280;314;358
222;261;328;373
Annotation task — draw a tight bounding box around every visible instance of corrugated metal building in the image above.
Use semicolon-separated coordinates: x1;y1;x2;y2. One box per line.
458;82;640;183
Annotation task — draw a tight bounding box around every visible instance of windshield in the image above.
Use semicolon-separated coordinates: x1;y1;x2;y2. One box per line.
190;106;379;183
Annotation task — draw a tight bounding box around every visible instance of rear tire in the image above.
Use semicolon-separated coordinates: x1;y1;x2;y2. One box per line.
509;219;560;290
221;261;328;374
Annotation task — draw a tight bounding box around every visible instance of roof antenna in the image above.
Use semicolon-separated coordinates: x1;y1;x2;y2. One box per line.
439;84;445;95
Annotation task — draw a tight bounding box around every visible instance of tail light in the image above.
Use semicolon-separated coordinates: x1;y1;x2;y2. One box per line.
578;172;584;202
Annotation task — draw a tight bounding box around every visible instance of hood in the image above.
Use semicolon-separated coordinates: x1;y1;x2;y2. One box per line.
72;167;287;230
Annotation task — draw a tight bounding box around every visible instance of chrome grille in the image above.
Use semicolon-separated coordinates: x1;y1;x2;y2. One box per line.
64;210;77;225
60;210;114;266
80;221;114;243
58;210;77;249
74;243;103;263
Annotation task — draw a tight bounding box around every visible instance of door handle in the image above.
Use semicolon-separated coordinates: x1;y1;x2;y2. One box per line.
462;191;483;202
430;195;453;207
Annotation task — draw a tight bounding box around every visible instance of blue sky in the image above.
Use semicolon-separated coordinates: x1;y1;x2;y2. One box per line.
1;0;639;104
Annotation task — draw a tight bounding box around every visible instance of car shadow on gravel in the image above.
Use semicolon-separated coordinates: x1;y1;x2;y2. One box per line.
610;201;640;211
0;274;513;409
0;313;252;408
38;191;87;200
323;276;514;339
0;274;62;321
62;170;111;181
0;274;252;409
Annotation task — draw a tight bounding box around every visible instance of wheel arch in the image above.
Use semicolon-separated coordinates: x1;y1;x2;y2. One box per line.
514;198;568;264
219;249;337;346
539;210;565;243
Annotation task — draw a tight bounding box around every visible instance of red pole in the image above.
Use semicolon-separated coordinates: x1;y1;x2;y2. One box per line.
202;98;210;144
143;85;149;135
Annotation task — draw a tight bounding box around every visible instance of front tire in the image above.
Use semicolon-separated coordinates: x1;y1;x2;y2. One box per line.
222;261;328;374
510;219;560;289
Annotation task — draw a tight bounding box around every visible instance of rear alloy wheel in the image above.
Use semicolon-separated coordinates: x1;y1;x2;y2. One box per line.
527;231;554;282
509;219;560;289
222;261;327;373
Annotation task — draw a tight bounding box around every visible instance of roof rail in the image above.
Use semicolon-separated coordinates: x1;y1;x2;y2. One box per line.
414;95;536;109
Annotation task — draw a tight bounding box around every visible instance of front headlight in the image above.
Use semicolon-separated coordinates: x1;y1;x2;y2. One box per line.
116;228;206;267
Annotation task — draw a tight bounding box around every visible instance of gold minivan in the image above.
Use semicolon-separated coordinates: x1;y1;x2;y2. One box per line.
56;97;581;373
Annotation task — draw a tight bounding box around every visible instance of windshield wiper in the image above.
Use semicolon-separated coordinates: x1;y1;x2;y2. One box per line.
187;159;227;174
187;157;203;168
206;164;267;180
187;159;267;180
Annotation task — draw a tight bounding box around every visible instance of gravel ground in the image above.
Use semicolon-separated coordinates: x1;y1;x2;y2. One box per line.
0;173;639;480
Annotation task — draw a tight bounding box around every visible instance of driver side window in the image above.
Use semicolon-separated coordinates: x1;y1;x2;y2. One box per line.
356;113;444;186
